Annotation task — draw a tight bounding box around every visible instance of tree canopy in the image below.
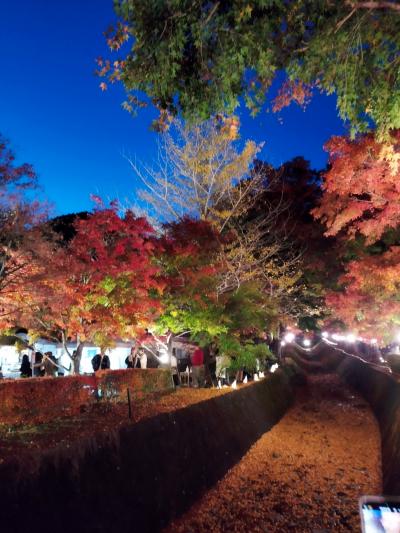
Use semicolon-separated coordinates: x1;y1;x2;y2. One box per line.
313;130;400;339
101;0;400;137
5;205;164;372
128;116;260;228
313;130;400;243
0;136;48;329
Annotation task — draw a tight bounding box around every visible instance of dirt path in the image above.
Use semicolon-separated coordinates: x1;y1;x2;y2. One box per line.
165;374;381;532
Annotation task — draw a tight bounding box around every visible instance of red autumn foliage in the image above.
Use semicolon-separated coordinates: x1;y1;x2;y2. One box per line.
71;207;160;287
0;136;50;329
272;80;313;113
68;207;164;341
313;130;400;243
159;217;223;299
326;247;400;339
0;232;54;330
314;130;400;338
15;206;164;371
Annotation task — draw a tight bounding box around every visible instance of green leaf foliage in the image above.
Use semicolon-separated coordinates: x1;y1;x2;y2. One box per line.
107;1;400;137
218;335;276;372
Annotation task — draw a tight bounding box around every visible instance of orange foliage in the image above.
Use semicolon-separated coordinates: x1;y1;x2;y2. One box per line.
16;206;164;354
312;130;400;337
313;130;400;243
326;248;400;339
272;80;313;113
0;136;50;330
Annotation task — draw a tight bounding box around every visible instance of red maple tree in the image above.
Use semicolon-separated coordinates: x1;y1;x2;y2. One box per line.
21;206;164;372
0;136;49;330
314;130;400;339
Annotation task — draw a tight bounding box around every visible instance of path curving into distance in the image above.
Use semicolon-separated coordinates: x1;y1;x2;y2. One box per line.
164;374;381;532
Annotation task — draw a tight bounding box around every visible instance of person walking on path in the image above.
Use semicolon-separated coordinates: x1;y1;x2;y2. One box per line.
91;352;111;372
171;350;180;387
191;346;204;388
130;330;156;368
43;351;58;377
139;347;148;369
125;346;138;368
20;354;31;378
33;351;44;377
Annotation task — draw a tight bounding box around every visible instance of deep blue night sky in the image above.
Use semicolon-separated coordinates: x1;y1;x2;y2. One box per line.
1;0;345;216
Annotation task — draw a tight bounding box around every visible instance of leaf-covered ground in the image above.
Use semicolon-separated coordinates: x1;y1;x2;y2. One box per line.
164;374;381;532
0;385;234;463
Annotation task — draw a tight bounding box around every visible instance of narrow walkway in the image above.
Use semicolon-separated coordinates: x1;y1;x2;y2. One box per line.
165;374;381;532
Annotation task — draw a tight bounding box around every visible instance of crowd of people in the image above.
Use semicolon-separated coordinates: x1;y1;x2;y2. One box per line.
16;340;263;387
121;339;220;388
19;351;60;378
15;330;270;386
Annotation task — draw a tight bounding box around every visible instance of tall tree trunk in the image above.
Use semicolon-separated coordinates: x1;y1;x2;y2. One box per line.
167;333;173;366
73;342;84;374
62;332;85;375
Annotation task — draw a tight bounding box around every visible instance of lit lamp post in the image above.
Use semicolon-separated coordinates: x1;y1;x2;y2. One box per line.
284;332;295;343
393;333;400;354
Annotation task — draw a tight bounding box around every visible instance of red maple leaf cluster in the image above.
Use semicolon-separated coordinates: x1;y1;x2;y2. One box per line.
314;130;400;339
313;130;400;243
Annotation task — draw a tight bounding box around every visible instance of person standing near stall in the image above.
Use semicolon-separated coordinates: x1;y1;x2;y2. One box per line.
20;354;31;378
191;345;204;388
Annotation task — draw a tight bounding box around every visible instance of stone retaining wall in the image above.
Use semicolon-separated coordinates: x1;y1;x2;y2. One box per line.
0;371;294;533
337;357;400;495
282;343;400;495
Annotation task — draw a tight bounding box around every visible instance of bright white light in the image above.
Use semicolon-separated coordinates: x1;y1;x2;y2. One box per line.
303;338;311;347
270;363;279;373
395;332;400;343
346;333;356;343
284;332;295;343
159;353;169;364
332;333;340;341
280;341;286;347
371;338;378;344
321;331;329;338
379;357;385;363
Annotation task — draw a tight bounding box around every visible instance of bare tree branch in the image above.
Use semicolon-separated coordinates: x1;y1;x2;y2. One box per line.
347;1;400;11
